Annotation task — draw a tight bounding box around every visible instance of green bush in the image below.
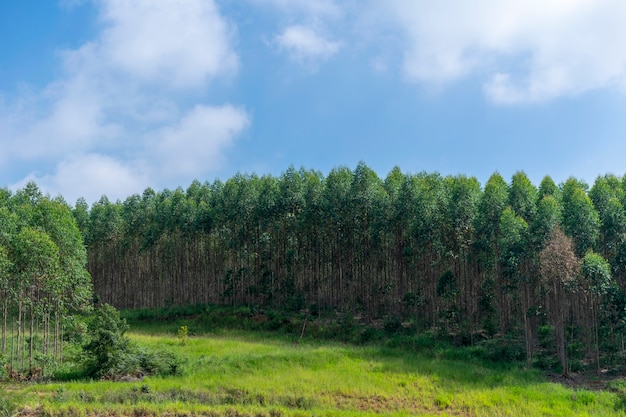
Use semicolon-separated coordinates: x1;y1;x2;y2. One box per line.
137;348;184;377
83;304;184;379
83;304;138;379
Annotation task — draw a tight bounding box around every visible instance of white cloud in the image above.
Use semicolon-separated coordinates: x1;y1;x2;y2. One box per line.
98;0;238;89
248;0;341;19
249;0;342;66
276;25;340;63
14;153;148;204
151;105;250;180
2;0;248;202
383;0;626;103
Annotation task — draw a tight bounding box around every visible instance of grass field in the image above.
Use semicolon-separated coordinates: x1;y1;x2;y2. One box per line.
2;316;626;416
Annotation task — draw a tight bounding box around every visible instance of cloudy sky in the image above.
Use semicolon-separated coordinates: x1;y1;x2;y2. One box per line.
2;0;626;204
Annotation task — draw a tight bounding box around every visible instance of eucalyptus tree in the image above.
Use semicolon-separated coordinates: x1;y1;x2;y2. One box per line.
531;196;562;249
213;174;260;306
498;207;530;360
539;227;579;377
37;197;92;362
88;196;123;308
298;168;325;311
537;176;560;201
506;172;538;360
579;252;613;373
253;174;279;307
589;176;626;286
474;173;509;333
561;178;600;257
0;183;91;377
12;227;60;371
72;198;90;237
509;172;538;224
441;175;480;336
322;166;354;310
589;174;624;215
406;172;447;326
349;162;387;315
385;169;415;314
277;168;305;309
0;206;18;356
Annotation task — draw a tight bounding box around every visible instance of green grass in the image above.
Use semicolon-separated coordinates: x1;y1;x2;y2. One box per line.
4;323;626;417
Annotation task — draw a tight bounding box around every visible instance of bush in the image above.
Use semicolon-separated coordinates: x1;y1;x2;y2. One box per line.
83;304;183;379
83;304;138;379
137;348;183;377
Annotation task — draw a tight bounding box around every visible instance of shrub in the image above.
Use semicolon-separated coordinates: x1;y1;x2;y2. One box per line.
83;304;184;379
83;304;139;378
137;348;184;377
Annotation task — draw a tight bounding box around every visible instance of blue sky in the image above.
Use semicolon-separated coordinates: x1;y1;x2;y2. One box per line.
2;0;626;204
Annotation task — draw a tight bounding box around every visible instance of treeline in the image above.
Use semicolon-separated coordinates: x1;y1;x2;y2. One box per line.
0;184;92;377
80;163;626;373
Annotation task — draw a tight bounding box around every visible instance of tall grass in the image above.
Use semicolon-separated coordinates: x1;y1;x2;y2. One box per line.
5;325;626;416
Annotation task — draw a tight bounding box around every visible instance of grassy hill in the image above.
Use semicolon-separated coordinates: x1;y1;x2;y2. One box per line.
3;315;626;417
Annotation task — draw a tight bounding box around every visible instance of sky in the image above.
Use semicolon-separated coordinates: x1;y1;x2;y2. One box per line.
2;0;626;204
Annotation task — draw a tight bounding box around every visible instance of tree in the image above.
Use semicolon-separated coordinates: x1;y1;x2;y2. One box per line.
442;175;480;339
12;227;60;372
474;173;509;333
0;184;92;377
538;176;560;201
539;227;579;377
498;207;531;363
561;178;600;257
509;171;537;223
579;252;612;374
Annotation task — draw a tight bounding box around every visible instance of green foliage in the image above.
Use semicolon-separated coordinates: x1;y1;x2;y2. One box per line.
580;252;612;295
83;304;182;379
136;347;183;377
562;178;601;257
177;325;189;345
0;182;93;378
65;166;626;377
83;304;136;379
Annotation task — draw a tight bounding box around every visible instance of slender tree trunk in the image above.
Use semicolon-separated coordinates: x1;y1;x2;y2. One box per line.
29;306;34;374
2;299;7;355
17;303;22;373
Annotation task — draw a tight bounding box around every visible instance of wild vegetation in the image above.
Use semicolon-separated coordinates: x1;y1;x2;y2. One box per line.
79;164;626;375
4;165;626;415
4;312;626;417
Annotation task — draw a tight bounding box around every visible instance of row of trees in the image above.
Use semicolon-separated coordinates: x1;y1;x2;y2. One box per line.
0;184;92;377
79;164;626;373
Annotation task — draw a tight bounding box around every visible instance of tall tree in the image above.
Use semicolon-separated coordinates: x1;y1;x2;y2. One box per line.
539;227;579;377
498;207;530;362
509;171;537;223
561;178;600;257
474;173;509;333
579;252;613;374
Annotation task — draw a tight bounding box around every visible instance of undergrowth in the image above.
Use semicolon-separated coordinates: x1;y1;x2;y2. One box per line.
2;306;626;416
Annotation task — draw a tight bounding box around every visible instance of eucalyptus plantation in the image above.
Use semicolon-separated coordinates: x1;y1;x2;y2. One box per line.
0;183;92;377
77;164;626;374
